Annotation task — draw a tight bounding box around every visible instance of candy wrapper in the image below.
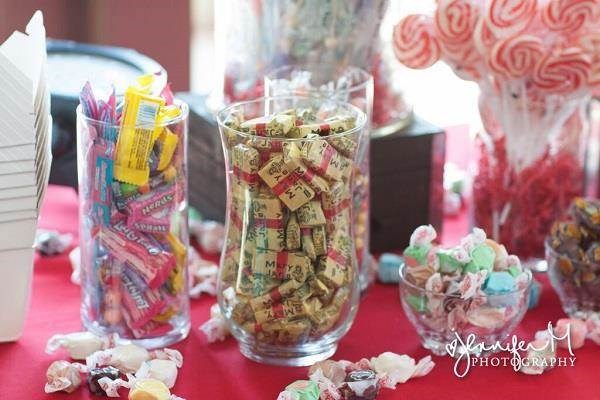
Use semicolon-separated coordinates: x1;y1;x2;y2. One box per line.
45;361;88;393
200;303;231;343
78;75;189;345
86;343;182;374
399;226;532;355
276;352;434;399
46;331;118;360
216;99;365;360
34;229;73;255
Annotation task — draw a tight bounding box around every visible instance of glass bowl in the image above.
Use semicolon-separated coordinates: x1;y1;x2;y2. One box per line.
399;263;532;357
546;239;600;319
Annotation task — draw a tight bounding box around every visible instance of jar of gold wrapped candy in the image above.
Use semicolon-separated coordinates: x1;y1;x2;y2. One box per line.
77;76;190;348
216;97;365;365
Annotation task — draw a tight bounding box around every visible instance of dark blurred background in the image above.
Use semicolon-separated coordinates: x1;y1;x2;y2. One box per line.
0;0;192;91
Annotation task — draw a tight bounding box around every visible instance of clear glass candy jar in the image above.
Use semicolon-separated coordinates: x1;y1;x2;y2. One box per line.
216;96;366;365
77;95;190;348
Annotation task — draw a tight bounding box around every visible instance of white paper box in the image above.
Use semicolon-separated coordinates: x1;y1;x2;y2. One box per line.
0;247;34;342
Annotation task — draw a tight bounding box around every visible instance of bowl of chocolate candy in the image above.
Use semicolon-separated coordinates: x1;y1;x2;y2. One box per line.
546;198;600;319
399;226;532;356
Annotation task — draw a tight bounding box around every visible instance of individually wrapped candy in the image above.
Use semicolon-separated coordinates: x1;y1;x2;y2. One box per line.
86;343;183;374
136;359;179;389
88;366;120;395
519;337;557;375
303;352;434;399
554;318;588;350
200;303;231;343
44;360;88;393
280;380;320;400
189;220;225;254
34;229;73;255
45;331;117;360
401;225;532;351
98;376;185;399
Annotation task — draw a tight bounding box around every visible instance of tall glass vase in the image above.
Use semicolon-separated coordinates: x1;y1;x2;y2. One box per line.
216;96;366;365
473;85;590;263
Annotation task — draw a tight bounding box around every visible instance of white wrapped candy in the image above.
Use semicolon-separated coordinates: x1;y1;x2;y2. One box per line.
87;344;149;373
136;359;179;388
44;360;87;393
369;352;435;388
87;344;183;374
45;331;115;360
200;303;230;343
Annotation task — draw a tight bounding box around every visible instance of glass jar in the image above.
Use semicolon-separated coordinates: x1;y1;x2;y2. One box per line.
473;87;590;264
216;96;365;365
399;263;532;357
77;101;190;348
546;240;600;319
264;65;374;291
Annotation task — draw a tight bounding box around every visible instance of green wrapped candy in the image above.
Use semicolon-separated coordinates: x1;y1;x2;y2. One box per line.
464;244;495;272
285;380;320;400
437;250;463;273
404;244;430;266
406;294;428;313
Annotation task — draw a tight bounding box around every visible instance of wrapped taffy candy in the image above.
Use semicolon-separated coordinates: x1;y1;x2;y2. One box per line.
399;226;532;356
216;97;366;365
77;75;190;347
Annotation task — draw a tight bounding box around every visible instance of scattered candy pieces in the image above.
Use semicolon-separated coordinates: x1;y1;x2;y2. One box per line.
280;352;434;399
199;303;231;343
34;229;73;255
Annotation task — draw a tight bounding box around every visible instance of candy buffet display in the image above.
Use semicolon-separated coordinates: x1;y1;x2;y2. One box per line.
400;225;532;356
277;352;434;400
547;197;600;318
77;75;190;347
264;66;375;290
216;97;366;365
392;0;598;261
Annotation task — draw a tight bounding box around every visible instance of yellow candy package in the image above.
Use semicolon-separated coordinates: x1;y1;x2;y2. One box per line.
113;87;165;185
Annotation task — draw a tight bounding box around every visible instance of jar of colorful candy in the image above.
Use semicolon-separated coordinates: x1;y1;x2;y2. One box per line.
77;76;190;348
216;96;365;365
264;65;375;291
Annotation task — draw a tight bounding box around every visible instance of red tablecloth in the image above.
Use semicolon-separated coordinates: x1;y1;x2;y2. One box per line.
2;127;600;399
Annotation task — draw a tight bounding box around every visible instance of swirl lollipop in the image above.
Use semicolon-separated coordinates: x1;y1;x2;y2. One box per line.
489;34;545;78
485;0;538;36
532;47;591;94
435;0;480;45
580;31;600;92
474;18;498;56
541;0;600;35
393;15;441;69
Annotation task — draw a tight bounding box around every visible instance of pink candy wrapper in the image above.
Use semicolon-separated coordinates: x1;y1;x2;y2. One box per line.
45;360;88;393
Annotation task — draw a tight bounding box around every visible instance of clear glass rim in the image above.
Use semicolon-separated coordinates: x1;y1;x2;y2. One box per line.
398;261;533;299
76;99;189;128
545;237;600;269
216;95;367;143
264;64;374;96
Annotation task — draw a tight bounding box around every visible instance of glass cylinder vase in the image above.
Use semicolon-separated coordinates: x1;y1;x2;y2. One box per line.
77;101;190;348
265;65;375;291
473;87;590;263
216;96;365;366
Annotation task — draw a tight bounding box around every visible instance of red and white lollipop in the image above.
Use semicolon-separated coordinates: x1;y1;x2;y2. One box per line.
489;34;545;78
485;0;538;37
532;47;591;94
435;0;480;45
541;0;600;35
393;15;441;69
